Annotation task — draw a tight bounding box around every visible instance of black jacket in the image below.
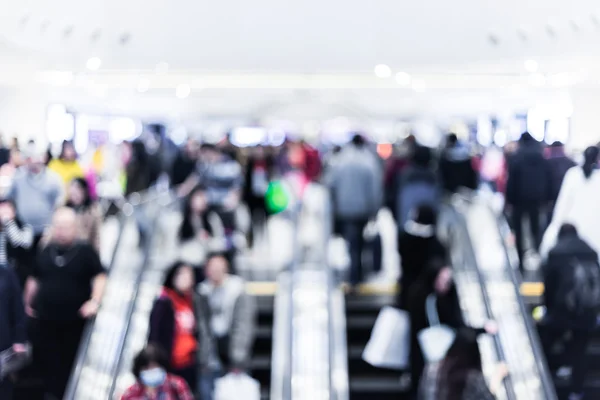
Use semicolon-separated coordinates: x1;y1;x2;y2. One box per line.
439;145;478;193
543;233;600;330
170;152;197;188
506;141;553;206
0;267;27;351
392;165;439;223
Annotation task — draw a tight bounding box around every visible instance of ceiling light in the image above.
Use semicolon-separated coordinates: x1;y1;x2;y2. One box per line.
374;64;392;79
412;79;427;93
155;62;169;75
395;71;412;86
137;78;150;93
176;84;191;99
524;59;538;73
86;57;102;71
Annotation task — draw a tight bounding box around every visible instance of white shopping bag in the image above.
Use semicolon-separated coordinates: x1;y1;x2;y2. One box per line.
215;373;260;400
362;306;411;369
417;294;456;363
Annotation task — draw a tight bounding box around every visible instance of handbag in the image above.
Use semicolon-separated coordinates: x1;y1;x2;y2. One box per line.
362;306;410;369
215;373;260;400
417;294;456;363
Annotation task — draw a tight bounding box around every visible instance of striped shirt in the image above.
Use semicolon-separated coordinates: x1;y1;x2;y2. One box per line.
0;220;34;266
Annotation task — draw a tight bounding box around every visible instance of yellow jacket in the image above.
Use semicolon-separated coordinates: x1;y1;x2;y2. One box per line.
48;159;85;186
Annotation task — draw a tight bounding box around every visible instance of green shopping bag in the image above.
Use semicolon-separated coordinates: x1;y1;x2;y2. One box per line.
265;180;290;214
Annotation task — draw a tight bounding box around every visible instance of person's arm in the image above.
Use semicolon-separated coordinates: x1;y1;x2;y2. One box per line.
4;220;34;249
23;276;38;317
79;248;107;318
542;256;558;310
177;173;199;198
229;291;257;371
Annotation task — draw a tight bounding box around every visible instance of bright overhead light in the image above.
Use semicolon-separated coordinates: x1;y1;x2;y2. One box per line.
374;64;392;79
86;57;102;71
155;62;169;75
176;84;191;99
395;71;411;86
137;78;150;93
524;59;538;73
412;79;427;92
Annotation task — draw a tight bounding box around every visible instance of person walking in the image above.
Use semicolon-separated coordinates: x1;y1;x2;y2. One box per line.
0;265;28;399
197;253;256;400
48;141;85;188
324;135;382;288
539;224;600;400
505;132;552;271
545;141;576;221
24;207;106;399
438;133;478;194
121;344;194;400
148;261;198;391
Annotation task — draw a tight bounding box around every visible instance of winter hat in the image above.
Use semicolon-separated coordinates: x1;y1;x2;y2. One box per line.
404;204;437;238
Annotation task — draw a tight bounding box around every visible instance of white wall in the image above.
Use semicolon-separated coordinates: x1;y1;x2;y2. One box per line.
0;86;49;146
569;88;600;152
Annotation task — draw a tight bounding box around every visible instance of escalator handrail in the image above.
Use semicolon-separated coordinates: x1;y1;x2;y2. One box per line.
322;192;337;400
106;191;178;400
449;202;517;400
63;212;129;399
484;200;558;400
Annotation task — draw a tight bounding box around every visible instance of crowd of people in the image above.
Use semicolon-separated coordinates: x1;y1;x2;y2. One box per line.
1;128;599;400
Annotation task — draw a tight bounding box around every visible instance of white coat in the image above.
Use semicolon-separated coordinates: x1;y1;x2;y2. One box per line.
540;167;600;258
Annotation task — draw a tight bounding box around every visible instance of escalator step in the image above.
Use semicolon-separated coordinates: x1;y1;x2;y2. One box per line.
349;376;409;400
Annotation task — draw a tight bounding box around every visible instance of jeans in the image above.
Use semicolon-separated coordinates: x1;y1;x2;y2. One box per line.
338;218;369;286
199;367;224;400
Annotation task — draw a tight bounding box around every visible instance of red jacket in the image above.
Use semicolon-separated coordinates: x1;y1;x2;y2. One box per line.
121;375;194;400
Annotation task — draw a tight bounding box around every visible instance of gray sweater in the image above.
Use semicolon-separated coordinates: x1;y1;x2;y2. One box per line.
9;169;64;234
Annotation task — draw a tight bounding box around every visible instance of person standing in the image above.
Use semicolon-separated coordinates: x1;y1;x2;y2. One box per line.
505;132;552;271
148;262;199;391
24;207;106;400
170;139;199;189
243;146;274;247
438;133;478;194
197;254;256;400
325;135;382;288
539;224;600;400
0;198;34;287
48;141;85;188
0;265;28;399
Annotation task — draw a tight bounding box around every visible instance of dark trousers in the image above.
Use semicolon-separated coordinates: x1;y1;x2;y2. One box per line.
338;218;369;286
512;205;543;270
247;198;267;248
539;323;591;396
0;380;13;400
173;366;197;395
28;318;86;399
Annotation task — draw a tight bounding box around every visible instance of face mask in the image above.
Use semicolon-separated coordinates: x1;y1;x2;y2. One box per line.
140;367;166;388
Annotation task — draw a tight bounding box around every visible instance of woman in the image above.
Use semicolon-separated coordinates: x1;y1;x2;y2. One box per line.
148;262;198;391
120;344;194;400
419;327;509;399
243;146;274;247
0;198;34;286
65;177;101;251
398;204;448;309
540;146;600;258
179;185;232;270
407;258;464;396
48;141;84;187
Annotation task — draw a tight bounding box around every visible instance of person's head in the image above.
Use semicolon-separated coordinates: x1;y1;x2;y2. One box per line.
558;223;578;239
252;145;266;159
582;145;599;179
205;253;229;285
67;178;92;208
200;143;222;163
60;141;77;162
163;261;195;294
187;185;208;215
51;207;78;246
411;145;433;168
351;134;366;147
550;141;564;149
519;131;535;143
183;139;199;159
446;133;459;148
132;344;169;388
439;327;485;397
22;144;46;174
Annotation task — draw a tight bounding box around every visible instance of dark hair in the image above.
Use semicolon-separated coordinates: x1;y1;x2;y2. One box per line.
437;327;485;399
59;140;76;160
162;261;193;292
66;177;93;209
446;133;458;146
411;145;432;168
132;344;169;380
550;141;564;148
130;140;149;167
179;185;210;241
520;131;535;143
558;223;578;238
351;134;366;147
582;146;599;179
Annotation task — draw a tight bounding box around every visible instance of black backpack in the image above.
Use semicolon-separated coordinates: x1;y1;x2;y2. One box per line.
556;258;600;315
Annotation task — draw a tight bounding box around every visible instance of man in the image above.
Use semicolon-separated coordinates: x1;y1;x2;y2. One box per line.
545;141;576;220
197;253;256;400
540;224;599;400
0;265;28;399
24;208;106;399
170;138;199;188
325;134;382;287
438;133;478;194
505;132;553;271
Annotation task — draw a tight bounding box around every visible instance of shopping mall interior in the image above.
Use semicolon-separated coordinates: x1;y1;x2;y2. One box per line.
1;1;600;400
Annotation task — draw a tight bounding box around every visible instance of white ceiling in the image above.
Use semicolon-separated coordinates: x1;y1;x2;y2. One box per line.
2;0;600;73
